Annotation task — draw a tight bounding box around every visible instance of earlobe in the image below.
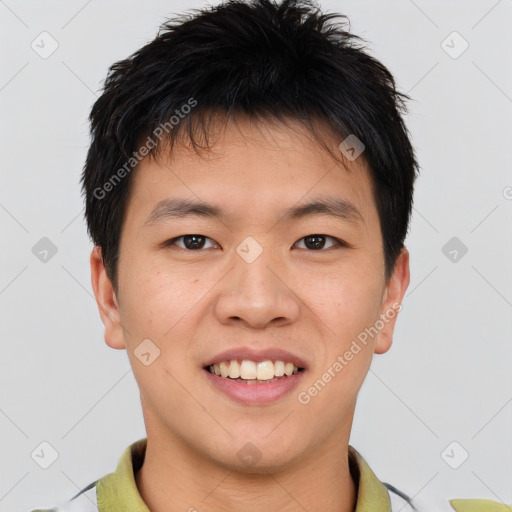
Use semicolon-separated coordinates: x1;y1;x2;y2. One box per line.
90;246;127;350
374;247;410;355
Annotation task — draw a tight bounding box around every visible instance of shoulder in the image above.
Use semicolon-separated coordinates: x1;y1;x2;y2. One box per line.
28;437;145;512
28;479;99;512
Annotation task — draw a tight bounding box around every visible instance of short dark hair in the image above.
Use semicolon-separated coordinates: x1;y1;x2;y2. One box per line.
81;0;419;292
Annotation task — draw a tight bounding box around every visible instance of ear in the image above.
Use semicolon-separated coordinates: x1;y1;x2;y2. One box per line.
374;246;410;355
90;246;127;350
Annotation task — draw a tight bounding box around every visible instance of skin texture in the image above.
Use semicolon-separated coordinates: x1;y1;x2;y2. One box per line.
90;114;410;512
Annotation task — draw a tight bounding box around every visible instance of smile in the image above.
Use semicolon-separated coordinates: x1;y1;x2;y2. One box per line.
204;360;306;404
207;359;302;383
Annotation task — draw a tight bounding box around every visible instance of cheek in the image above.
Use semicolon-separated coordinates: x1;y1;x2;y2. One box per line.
297;265;383;341
121;269;200;413
119;263;212;399
120;260;201;338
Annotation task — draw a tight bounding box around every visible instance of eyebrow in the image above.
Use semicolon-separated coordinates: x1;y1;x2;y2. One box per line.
143;196;364;226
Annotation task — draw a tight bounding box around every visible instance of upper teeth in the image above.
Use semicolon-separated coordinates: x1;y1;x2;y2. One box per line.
209;360;300;380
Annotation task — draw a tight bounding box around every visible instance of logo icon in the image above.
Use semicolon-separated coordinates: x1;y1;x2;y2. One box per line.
442;237;468;263
237;442;262;467
134;338;161;366
441;31;469;59
441;441;469;469
32;237;58;263
31;441;59;469
338;134;365;161
236;236;263;264
31;31;59;59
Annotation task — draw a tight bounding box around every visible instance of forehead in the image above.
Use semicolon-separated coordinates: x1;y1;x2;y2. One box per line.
125;115;377;230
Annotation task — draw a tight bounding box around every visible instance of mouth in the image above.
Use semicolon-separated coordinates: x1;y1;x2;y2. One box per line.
202;349;307;405
204;359;305;384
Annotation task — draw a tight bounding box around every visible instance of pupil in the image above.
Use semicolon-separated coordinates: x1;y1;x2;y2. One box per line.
306;235;325;250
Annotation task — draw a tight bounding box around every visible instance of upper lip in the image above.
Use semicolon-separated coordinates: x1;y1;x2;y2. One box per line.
204;347;308;369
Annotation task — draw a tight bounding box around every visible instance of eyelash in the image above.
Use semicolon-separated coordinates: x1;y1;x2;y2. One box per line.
162;234;348;251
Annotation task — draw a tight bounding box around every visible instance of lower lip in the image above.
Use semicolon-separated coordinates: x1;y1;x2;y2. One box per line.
203;369;306;405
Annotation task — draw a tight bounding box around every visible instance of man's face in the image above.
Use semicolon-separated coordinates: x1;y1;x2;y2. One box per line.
92;115;409;471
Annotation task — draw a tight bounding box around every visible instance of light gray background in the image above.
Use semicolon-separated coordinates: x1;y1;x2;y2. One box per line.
1;0;511;510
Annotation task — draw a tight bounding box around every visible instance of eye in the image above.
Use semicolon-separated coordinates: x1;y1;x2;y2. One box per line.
162;234;346;251
293;234;346;251
164;234;219;250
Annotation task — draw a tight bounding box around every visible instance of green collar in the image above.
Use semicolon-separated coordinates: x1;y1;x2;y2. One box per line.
95;438;392;511
93;438;511;512
449;499;512;512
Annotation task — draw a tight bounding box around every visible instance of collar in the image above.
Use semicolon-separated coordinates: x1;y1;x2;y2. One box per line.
95;437;392;512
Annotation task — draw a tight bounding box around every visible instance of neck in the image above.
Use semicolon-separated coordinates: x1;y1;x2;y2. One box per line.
135;432;357;512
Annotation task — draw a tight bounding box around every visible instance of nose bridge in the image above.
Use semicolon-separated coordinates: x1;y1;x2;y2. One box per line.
237;245;279;300
214;240;300;328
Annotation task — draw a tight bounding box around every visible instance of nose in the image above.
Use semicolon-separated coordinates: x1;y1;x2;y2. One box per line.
213;246;301;329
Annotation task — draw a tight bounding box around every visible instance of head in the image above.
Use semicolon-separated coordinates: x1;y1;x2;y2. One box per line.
84;0;418;472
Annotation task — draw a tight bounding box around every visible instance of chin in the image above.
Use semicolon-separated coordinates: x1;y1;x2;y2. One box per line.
207;437;305;475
